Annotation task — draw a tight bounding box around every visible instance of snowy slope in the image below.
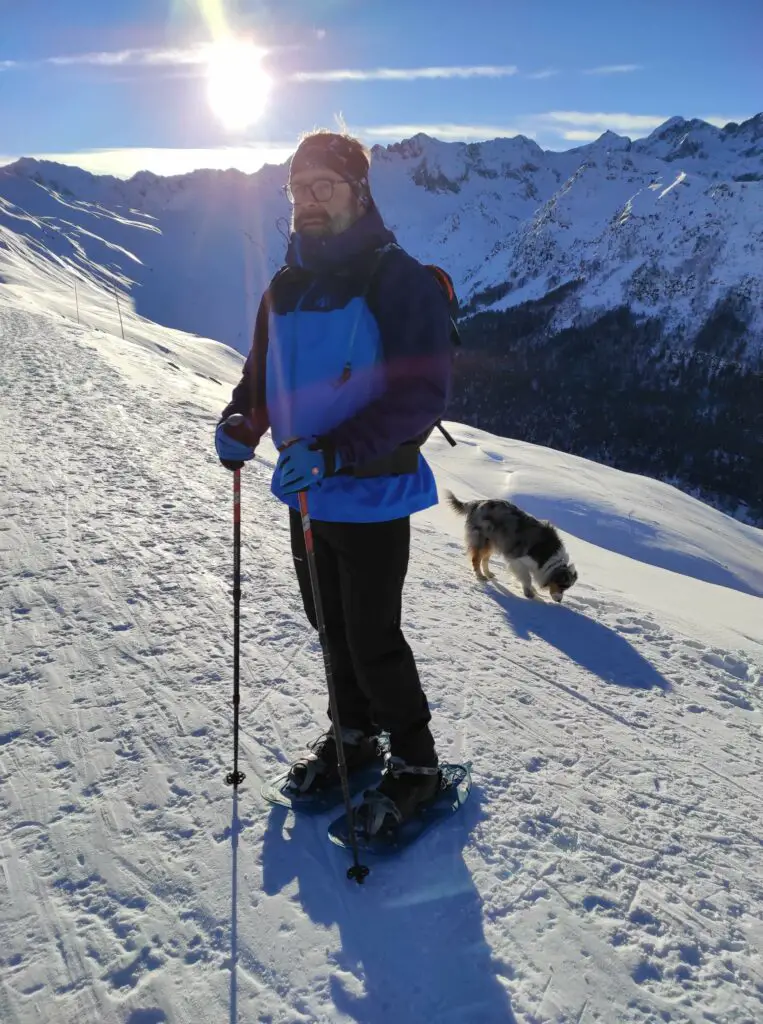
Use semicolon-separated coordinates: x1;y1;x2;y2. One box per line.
2;112;762;355
2;240;763;1024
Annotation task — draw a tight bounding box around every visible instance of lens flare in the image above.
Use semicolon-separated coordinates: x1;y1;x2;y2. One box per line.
206;38;271;132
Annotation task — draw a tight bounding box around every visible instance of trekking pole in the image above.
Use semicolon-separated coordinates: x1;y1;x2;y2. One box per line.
224;466;245;788
297;490;369;884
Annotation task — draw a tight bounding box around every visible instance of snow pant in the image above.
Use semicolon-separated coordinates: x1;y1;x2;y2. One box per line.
289;509;436;766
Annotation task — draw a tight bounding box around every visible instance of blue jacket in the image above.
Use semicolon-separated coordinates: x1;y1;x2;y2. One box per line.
220;205;453;523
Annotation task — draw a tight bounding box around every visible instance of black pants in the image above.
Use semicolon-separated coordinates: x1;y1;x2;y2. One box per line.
289;509;436;766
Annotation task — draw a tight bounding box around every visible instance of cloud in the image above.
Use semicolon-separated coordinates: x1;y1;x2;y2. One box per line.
525;68;560;80
46;47;210;67
289;64;518;83
3;50;519;84
703;115;751;128
542;110;668;134
560;130;601;142
530;110;753;143
359;111;754;147
0;146;295;179
358;123;535;142
582;64;642;75
0;45;220;73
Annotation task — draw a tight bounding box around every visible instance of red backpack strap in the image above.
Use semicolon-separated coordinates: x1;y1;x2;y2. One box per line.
425;265;456;305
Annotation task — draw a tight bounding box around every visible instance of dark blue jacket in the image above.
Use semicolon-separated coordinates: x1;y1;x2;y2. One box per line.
221;205;453;522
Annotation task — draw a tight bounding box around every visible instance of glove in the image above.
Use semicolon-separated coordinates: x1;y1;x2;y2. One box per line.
215;414;257;471
276;438;340;494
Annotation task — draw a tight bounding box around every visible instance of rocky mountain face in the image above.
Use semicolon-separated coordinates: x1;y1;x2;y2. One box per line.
2;113;762;518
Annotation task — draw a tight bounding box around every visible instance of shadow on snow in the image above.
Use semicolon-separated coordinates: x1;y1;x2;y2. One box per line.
486;581;672;692
260;786;517;1024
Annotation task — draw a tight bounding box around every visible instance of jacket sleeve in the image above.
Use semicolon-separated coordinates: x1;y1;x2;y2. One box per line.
218;291;271;442
320;252;452;467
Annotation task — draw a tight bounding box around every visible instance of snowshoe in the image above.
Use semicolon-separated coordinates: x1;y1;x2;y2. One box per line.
261;728;386;815
328;759;472;856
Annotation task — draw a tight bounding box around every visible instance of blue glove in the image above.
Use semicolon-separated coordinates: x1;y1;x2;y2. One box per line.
215;414;257;471
277;439;339;494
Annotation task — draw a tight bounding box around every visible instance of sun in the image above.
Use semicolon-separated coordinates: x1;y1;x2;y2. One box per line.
206;39;271;132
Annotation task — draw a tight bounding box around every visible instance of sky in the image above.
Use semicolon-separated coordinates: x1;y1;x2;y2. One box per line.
0;0;761;178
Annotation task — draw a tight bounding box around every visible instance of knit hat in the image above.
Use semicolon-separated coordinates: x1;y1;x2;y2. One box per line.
289;133;370;187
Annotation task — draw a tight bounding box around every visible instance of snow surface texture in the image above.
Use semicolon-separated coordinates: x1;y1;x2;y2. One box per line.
2;113;762;355
2;232;763;1024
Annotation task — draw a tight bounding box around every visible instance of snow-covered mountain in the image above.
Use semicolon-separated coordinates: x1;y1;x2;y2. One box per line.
2;215;763;1024
2;114;762;521
2;113;763;354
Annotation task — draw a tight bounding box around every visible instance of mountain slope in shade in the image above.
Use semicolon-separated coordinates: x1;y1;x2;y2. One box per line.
1;239;763;1024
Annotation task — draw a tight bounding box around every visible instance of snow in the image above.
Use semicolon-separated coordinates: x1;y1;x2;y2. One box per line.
2;222;763;1024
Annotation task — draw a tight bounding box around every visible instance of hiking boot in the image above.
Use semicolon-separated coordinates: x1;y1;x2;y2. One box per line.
355;756;442;837
286;727;381;795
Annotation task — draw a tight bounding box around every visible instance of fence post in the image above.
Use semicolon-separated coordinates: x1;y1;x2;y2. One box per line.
113;283;125;340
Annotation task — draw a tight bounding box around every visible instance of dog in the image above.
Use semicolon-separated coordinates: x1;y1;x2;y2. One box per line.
446;491;578;602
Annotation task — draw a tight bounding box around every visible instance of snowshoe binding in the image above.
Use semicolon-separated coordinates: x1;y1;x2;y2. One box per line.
328;757;472;856
261;727;386;815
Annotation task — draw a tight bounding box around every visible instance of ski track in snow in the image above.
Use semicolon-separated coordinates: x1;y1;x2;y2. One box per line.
1;303;763;1024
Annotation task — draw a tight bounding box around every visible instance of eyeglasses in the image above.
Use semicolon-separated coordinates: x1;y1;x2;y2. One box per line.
285;178;352;205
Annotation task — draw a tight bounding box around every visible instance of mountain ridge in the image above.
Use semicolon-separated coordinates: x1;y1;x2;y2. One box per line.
1;112;761;518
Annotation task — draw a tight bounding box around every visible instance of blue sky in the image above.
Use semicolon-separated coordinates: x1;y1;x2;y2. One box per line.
1;0;760;177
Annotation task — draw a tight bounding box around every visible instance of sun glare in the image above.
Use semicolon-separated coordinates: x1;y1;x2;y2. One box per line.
206;39;271;132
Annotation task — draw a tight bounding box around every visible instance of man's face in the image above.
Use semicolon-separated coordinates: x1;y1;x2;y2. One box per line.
289;167;364;237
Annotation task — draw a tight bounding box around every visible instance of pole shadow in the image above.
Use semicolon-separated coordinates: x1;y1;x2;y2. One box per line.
487;582;672;692
229;787;242;1024
261;788;517;1024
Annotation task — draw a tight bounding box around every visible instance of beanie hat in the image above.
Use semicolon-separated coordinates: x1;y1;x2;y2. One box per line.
289;133;370;188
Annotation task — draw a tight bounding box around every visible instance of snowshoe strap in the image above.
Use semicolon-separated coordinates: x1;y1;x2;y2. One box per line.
385;755;440;777
288;727;370;794
355;790;402;837
288;757;324;794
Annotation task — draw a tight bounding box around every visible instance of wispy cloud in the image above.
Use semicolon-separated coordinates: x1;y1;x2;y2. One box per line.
542;111;668;136
525;68;560;80
359;111;753;147
560;130;601;142
3;50;519;84
290;65;518;83
532;110;752;142
582;64;642;75
46;47;210;68
0;146;295;179
358;123;534;142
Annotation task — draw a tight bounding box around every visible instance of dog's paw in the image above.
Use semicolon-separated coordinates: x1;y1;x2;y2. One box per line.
523;588;537;600
483;570;496;580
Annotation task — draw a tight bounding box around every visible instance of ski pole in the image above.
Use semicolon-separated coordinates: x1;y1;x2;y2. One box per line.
225;466;245;788
297;489;369;884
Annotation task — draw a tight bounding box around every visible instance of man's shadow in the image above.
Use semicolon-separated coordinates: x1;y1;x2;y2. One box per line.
261;788;517;1024
487;582;672;692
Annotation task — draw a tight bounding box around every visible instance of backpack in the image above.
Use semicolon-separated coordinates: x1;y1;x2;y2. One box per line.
368;243;460;447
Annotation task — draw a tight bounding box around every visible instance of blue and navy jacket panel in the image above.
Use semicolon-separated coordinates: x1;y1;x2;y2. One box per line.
221;206;453;523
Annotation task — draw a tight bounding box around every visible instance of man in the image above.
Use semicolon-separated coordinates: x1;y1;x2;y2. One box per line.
215;131;452;835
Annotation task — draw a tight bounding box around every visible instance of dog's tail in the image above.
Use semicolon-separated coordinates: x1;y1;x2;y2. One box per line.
444;490;468;516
